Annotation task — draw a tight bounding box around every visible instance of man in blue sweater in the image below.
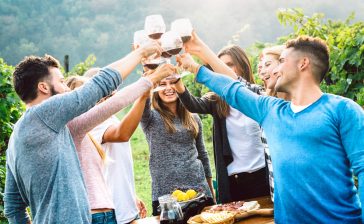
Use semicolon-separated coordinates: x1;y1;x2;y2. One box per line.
4;42;162;223
179;34;364;223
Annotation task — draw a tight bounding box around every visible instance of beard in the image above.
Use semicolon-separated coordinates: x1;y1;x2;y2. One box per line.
49;84;61;96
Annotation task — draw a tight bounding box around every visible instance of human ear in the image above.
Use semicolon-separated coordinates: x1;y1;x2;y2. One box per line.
299;57;310;71
38;82;50;95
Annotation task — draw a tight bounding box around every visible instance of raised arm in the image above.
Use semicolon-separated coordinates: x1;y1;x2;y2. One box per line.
194;115;214;199
68;64;176;139
183;31;237;79
173;79;215;115
102;91;151;143
34;43;162;132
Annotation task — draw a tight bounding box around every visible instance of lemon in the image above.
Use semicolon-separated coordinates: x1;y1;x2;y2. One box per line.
172;189;183;199
186;189;197;199
177;192;189;202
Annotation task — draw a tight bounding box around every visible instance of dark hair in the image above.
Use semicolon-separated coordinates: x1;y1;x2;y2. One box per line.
13;55;60;103
217;45;254;83
286;36;329;83
208;45;255;118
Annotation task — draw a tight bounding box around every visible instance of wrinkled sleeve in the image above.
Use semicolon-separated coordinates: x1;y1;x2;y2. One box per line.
195;66;277;124
340;100;364;222
194;115;212;178
34;68;122;133
4;164;30;224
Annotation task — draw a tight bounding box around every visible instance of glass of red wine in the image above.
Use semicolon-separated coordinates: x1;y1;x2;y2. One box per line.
133;30;149;49
160;31;183;58
144;14;166;40
171;18;193;43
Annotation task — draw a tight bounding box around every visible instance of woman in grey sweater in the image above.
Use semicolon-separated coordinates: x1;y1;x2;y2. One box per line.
129;76;214;216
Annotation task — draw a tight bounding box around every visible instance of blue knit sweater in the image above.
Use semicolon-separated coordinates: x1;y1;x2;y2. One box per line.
196;66;364;223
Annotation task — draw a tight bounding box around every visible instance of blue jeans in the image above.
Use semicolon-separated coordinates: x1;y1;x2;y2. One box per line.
92;210;117;224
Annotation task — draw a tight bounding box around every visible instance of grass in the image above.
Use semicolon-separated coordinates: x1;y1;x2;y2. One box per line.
129;122;216;216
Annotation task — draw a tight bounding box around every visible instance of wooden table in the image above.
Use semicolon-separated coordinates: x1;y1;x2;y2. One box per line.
132;196;274;224
235;196;274;224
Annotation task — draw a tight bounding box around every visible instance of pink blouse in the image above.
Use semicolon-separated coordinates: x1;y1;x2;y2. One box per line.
67;77;152;209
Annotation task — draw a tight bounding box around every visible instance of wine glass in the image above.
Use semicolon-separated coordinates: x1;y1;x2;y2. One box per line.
133;30;149;49
160;31;183;58
171;18;193;43
144;14;166;40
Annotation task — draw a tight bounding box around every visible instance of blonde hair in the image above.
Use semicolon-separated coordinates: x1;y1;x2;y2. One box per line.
65;76;88;90
87;133;106;161
151;92;199;138
262;45;285;59
83;67;101;78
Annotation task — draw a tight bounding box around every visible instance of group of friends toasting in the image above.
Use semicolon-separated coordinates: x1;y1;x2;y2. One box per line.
4;14;364;224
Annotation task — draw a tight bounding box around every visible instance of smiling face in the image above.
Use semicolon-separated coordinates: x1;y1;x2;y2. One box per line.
275;48;300;93
260;54;280;90
157;78;179;104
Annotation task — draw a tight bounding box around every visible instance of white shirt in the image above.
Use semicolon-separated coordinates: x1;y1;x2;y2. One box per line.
290;103;311;113
91;116;139;223
226;106;266;175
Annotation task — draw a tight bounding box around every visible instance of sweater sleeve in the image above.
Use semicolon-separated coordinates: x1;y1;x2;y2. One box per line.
68;77;152;137
194;115;212;178
339;100;364;221
4;164;30;224
178;88;215;115
33;68;122;133
195;66;274;124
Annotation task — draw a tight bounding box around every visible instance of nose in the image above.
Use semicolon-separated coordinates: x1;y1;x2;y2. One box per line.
272;67;279;77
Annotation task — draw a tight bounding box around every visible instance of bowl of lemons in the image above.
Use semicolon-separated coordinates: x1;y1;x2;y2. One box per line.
171;189;205;206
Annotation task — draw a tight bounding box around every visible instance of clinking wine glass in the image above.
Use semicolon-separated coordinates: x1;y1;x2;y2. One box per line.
171;18;193;43
144;14;166;40
160;31;183;58
133;30;149;49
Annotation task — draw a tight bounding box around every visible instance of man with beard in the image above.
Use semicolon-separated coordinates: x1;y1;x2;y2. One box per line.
178;33;364;223
4;42;161;223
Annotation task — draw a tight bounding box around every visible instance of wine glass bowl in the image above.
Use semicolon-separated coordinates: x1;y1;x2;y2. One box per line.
133;30;149;49
144;14;166;40
171;18;193;43
160;31;183;58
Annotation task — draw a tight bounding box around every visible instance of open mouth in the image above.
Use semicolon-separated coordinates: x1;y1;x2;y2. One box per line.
164;90;175;96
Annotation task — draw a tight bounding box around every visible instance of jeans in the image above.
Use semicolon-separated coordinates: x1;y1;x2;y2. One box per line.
92;210;117;224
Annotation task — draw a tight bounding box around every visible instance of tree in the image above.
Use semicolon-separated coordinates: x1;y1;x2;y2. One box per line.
276;8;364;106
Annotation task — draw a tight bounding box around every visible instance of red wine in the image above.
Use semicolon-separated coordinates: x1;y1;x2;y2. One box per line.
181;36;191;43
149;33;163;39
144;63;159;70
166;48;182;55
161;51;172;58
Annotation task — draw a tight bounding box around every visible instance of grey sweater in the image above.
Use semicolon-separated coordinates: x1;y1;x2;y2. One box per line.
4;68;121;223
141;99;212;201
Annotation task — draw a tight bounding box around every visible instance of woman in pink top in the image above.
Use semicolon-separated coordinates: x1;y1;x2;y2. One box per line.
66;63;176;223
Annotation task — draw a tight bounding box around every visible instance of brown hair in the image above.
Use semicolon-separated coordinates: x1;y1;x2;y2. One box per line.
152;92;199;138
208;45;255;118
286;36;329;83
13;55;60;103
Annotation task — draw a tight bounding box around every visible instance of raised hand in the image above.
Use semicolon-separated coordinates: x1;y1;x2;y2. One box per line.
145;64;176;85
183;31;206;59
139;41;163;60
176;53;201;75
